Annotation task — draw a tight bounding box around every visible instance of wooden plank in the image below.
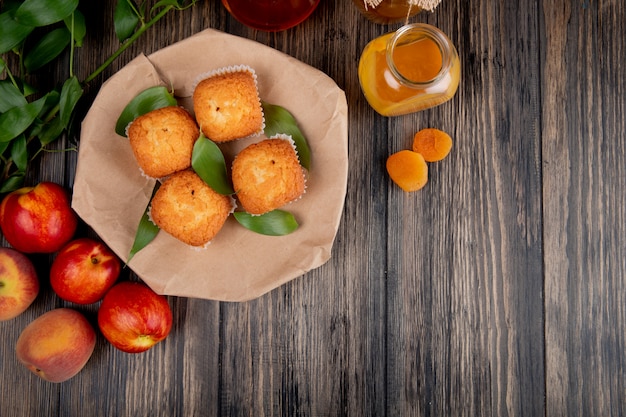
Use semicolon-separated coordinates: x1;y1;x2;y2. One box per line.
542;1;626;415
382;0;545;415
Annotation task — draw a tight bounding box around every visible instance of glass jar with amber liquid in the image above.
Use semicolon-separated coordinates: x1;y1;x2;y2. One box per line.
221;0;320;31
352;0;421;24
358;23;460;116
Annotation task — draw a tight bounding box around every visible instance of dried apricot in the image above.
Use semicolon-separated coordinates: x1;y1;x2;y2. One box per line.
386;150;428;192
412;128;452;162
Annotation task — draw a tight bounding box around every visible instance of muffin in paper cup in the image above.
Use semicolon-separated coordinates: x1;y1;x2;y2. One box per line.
126;106;200;179
231;134;307;216
192;65;265;143
148;170;237;249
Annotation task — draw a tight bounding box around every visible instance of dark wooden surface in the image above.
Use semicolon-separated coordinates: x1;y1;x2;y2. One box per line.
1;0;625;415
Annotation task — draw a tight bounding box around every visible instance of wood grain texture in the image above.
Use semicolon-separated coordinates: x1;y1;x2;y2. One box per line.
542;1;626;416
383;1;544;415
1;0;625;415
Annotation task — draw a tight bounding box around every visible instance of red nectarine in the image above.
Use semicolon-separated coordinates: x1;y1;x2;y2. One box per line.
0;182;78;253
98;281;173;353
50;238;121;304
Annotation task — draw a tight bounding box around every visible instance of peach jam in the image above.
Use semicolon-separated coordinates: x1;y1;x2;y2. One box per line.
358;23;460;116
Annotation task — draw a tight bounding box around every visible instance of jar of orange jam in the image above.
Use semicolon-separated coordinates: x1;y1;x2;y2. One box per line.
358;23;460;116
352;0;421;24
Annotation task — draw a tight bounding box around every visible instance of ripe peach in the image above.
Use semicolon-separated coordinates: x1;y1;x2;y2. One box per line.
15;308;96;383
0;247;39;321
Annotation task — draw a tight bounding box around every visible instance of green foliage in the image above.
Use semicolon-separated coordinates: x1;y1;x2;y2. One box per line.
12;0;79;27
64;9;86;46
127;182;160;262
115;86;177;136
233;211;299;236
0;81;28;111
114;0;140;42
0;11;35;54
262;102;311;170
24;27;71;72
0;0;198;193
191;133;235;196
0;96;46;142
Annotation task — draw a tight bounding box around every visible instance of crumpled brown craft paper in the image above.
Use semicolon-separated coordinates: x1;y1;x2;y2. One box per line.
72;28;348;302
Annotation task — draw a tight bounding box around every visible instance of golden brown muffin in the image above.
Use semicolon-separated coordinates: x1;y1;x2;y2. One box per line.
231;138;306;215
128;106;200;178
192;68;264;142
150;170;233;247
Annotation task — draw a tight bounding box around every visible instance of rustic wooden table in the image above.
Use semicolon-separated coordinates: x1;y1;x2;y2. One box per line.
1;0;625;416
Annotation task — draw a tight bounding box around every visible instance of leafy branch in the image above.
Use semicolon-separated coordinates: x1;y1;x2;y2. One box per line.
0;0;198;193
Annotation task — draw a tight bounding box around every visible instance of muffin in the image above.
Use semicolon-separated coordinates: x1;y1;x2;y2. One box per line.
192;66;264;142
128;106;200;178
231;137;306;215
150;170;234;247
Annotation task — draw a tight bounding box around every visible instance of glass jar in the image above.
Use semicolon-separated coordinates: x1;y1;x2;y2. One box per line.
221;0;320;32
352;0;421;24
358;23;460;116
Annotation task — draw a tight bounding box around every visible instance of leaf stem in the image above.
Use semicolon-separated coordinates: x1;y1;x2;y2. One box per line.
82;5;174;85
69;12;75;78
3;64;18;89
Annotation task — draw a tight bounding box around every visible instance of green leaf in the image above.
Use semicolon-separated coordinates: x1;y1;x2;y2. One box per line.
37;115;66;146
24;27;71;72
34;91;61;143
20;80;38;97
10;134;28;172
64;10;86;47
0;96;46;142
28;90;63;145
115;86;177;136
0;81;28;112
0;141;10;156
43;88;61;110
152;0;181;10
191;133;234;195
59;76;83;127
128;183;160;262
114;0;140;42
13;0;79;27
233;210;299;236
0;172;26;194
262;102;311;170
0;10;34;54
35;89;61;125
159;0;199;10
